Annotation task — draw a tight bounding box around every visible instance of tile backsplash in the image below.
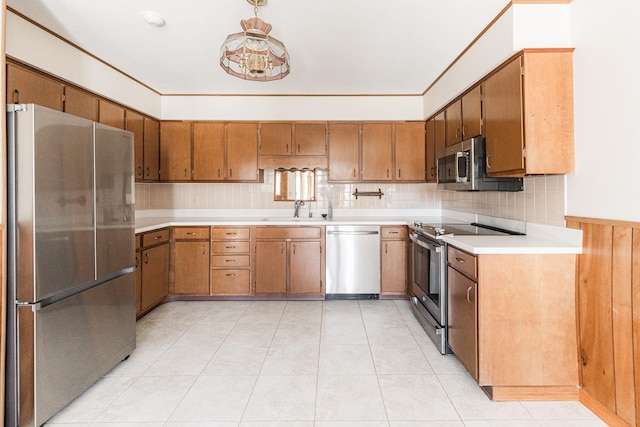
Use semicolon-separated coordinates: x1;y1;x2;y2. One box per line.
135;170;566;226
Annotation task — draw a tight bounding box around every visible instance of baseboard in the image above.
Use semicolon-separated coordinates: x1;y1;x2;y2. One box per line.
579;389;633;427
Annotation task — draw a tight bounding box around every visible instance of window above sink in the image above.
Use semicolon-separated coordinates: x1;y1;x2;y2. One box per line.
274;168;316;201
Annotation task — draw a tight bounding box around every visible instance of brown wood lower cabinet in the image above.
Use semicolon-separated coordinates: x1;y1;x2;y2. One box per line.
446;245;579;400
138;229;170;314
255;226;324;296
210;227;252;295
173;227;210;295
380;226;407;295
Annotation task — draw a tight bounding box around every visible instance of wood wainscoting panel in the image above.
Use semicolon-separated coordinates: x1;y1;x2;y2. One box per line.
567;216;640;427
634;229;640;427
612;226;636;425
577;222;616;412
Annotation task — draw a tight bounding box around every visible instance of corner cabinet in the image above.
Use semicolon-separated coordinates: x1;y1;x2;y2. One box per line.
483;50;574;176
255;226;325;296
446;245;579;400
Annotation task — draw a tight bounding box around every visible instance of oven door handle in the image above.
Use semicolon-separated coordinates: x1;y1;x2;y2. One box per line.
410;233;442;252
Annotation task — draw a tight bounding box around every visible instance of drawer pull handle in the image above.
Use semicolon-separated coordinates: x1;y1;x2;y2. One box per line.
154;236;162;240
389;231;398;234
202;245;206;255
226;259;236;262
226;273;236;277
226;232;237;236
226;246;236;249
187;232;196;235
455;257;465;263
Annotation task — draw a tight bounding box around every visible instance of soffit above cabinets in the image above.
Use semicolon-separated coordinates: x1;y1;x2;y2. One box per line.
6;0;508;96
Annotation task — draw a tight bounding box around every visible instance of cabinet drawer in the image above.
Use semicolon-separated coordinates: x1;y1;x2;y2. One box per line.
211;227;250;240
211;241;250;254
256;226;321;240
381;226;406;240
135;234;142;250
211;269;251;295
448;246;477;280
174;227;210;240
142;229;169;247
211;255;250;268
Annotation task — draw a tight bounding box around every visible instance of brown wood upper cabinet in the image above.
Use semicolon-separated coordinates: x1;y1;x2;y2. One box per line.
161;121;260;182
483;50;574;176
143;118;160;181
445;85;482;146
259;122;292;155
7;62;64;111
126;110;145;180
259;122;327;168
64;86;98;121
395;122;426;182
98;99;125;130
329;122;425;183
425;118;437;183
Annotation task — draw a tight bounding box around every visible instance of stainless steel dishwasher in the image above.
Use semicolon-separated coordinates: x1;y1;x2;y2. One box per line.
325;225;380;298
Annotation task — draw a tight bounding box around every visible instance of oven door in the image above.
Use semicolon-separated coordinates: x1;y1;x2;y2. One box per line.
410;233;446;325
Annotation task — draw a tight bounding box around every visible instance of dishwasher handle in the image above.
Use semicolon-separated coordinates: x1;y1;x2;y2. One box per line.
327;230;379;235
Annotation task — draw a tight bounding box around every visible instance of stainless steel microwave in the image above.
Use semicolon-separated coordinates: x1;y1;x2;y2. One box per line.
437;137;523;192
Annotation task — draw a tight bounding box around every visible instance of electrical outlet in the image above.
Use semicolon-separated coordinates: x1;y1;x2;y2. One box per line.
192;195;199;205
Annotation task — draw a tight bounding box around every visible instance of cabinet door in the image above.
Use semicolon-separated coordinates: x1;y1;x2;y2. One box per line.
362;123;393;181
160;122;192;181
7;63;63;111
193;123;225;181
434;111;446;162
445;99;463;146
227;123;259;181
328;123;360;181
462;85;482;139
143;118;160;181
135;250;142;315
395;122;426;182
425;119;437;183
260;122;292;155
255;241;287;294
483;57;525;175
174;241;210;294
141;243;169;311
289;241;322;295
381;240;407;294
448;266;478;380
64;86;98;121
126;110;145;180
98;99;125;130
294;123;327;156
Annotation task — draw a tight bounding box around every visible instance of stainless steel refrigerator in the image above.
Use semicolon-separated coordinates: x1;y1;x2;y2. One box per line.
5;104;136;426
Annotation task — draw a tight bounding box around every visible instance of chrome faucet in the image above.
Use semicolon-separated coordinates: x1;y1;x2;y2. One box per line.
293;200;305;218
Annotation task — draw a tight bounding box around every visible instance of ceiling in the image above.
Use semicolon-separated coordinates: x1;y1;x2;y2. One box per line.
7;0;510;96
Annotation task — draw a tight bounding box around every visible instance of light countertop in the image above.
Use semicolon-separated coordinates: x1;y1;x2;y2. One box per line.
134;209;582;255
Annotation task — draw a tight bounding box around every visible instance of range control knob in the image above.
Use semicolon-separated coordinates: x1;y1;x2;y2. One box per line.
414;221;423;228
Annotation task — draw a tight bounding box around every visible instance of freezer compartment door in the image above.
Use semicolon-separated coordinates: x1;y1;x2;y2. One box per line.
16;274;135;426
94;123;135;277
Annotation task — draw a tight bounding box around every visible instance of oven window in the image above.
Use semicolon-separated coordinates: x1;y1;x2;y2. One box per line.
413;242;442;311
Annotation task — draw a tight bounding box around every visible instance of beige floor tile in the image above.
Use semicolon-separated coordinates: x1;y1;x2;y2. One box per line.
142;344;218;376
322;300;363;323
318;344;376;375
370;343;434;375
202;344;269;376
169;375;256;422
378;374;459;421
365;323;418;347
315;375;387;421
242;375;317;421
224;322;278;346
521;400;606;421
173;321;236;346
280;301;323;324
95;376;195;422
260;343;319;375
321;321;368;345
272;322;321;345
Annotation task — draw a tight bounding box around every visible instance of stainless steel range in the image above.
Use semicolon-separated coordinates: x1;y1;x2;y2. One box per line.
408;219;523;354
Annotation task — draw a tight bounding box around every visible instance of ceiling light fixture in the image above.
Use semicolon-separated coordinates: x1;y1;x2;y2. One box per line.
142;12;166;28
219;0;290;81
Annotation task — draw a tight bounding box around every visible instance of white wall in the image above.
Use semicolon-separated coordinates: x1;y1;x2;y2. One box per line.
5;11;161;117
567;0;640;222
